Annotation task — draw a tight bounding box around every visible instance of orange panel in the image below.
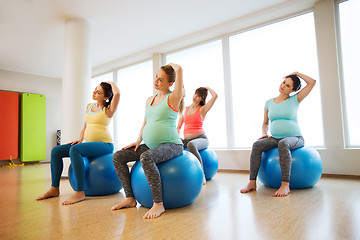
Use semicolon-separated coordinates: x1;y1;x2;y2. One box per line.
0;91;19;160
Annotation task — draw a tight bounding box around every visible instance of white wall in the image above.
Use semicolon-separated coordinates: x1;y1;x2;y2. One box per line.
0;69;62;163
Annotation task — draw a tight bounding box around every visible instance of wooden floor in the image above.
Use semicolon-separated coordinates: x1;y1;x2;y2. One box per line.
1;163;360;240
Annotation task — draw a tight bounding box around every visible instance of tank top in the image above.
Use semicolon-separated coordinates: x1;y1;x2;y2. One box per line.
84;103;112;143
184;106;205;135
265;94;302;139
142;92;182;149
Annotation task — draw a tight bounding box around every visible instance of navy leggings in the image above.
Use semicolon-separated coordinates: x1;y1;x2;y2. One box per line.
50;142;114;191
249;136;304;182
113;143;183;203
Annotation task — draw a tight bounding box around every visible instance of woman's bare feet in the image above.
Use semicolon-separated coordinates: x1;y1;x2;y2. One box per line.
62;191;86;205
36;186;60;201
143;202;165;219
111;197;137;211
273;182;290;197
240;180;257;193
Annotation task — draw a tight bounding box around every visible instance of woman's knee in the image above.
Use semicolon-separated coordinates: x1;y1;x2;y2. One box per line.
187;141;197;152
113;150;129;164
252;140;265;152
51;145;61;157
69;144;80;157
139;151;152;164
278;139;291;150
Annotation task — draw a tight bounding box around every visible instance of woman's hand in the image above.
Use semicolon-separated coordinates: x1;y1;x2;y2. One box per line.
123;141;141;151
168;63;181;72
286;71;299;77
258;134;271;140
68;139;83;145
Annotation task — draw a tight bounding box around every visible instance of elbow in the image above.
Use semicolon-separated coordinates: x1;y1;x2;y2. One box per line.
308;78;316;87
114;91;120;98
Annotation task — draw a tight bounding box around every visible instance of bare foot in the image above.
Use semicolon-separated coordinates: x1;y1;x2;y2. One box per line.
240;180;257;193
143;202;165;219
36;186;60;201
111;197;137;211
203;175;206;185
273;182;290;197
62;191;86;205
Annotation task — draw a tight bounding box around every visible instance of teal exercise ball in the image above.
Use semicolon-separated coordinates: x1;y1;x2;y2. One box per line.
199;148;218;180
68;153;122;196
258;146;322;189
130;151;203;209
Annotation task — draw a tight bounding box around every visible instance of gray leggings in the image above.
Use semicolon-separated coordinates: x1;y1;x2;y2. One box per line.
183;134;208;170
112;143;183;203
249;136;304;182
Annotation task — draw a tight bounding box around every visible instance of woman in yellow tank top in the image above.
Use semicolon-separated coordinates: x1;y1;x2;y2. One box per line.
36;82;120;205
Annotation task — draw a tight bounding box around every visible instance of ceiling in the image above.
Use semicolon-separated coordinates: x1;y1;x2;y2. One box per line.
0;0;316;79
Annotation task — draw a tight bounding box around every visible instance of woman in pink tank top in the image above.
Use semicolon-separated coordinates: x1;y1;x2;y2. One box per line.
177;87;217;184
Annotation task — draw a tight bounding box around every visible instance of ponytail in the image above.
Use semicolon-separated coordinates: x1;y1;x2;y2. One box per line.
178;97;185;114
195;87;208;106
100;82;113;109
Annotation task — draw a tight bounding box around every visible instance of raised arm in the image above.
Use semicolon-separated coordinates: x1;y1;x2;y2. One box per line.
292;72;316;103
105;81;120;118
200;87;218;118
168;63;184;111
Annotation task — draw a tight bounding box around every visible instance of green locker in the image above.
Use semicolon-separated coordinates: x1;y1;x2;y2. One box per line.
21;93;46;162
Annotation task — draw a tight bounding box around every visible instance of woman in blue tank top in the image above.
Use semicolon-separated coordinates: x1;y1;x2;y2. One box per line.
112;63;184;219
241;72;316;197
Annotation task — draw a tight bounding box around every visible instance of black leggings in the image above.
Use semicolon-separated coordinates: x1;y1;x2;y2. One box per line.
249;136;304;182
113;143;183;203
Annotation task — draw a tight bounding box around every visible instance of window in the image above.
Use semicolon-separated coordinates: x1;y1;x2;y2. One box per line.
166;40;227;148
116;60;153;149
229;12;324;147
338;0;360;146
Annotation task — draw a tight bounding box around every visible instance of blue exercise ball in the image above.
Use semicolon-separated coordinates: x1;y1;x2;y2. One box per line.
68;153;122;196
199;148;218;180
130;151;203;209
258;146;322;189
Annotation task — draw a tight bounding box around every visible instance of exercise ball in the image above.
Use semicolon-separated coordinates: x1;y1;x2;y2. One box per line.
68;153;122;196
130;151;203;209
199;148;218;180
258;146;322;189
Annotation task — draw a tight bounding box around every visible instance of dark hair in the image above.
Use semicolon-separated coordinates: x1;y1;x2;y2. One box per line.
161;65;176;83
100;82;113;108
160;65;184;113
195;87;208;106
285;75;301;91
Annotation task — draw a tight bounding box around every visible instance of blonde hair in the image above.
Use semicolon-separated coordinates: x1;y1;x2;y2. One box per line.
161;65;185;113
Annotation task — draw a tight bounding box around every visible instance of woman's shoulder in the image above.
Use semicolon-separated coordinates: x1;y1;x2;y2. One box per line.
265;98;274;104
146;95;154;105
86;103;93;111
290;93;300;103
